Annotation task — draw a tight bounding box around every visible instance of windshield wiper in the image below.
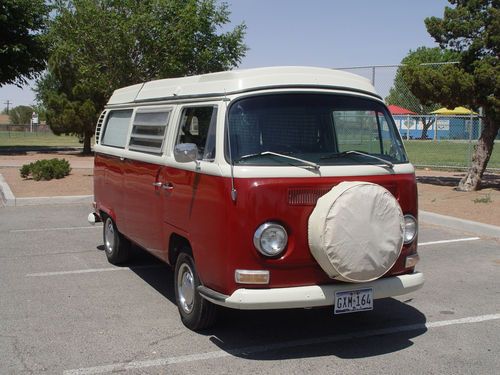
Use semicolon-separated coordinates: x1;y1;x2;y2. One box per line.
237;151;320;170
321;150;394;169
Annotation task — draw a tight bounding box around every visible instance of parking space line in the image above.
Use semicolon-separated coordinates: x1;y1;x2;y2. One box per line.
10;226;101;233
418;237;480;247
26;265;163;277
63;313;500;375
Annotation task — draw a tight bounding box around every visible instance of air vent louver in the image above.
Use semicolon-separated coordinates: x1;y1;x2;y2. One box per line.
95;110;107;144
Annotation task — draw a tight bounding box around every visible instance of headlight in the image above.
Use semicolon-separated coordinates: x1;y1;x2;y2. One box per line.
253;222;288;257
403;215;417;244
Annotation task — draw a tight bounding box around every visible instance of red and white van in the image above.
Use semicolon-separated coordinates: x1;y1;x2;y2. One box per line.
89;67;423;330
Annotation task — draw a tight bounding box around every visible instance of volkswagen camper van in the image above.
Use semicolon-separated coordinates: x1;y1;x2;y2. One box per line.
89;67;423;330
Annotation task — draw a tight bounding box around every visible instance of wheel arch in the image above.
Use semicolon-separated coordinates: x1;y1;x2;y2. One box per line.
168;233;192;267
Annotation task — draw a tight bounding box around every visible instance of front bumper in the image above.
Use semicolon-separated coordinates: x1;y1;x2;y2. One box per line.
198;272;424;310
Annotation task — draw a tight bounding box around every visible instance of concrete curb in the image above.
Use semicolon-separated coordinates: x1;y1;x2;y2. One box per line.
420;210;500;239
0;173;92;207
15;195;93;206
0;174;16;207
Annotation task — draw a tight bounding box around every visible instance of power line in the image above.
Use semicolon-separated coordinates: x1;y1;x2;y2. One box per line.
4;100;12;114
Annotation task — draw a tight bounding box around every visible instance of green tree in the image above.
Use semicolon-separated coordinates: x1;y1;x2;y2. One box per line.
8;105;35;125
0;0;49;86
37;0;247;154
400;0;499;191
386;47;459;139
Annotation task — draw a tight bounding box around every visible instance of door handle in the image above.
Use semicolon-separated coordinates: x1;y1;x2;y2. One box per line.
162;182;174;191
152;182;174;190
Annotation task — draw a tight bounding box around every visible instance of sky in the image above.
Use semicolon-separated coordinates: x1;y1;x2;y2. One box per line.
0;0;450;110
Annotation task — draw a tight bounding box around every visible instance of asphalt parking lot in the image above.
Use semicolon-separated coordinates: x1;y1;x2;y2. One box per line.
1;204;499;374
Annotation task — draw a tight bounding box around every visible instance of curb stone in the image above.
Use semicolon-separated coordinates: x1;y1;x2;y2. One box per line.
0;174;16;207
0;173;92;207
419;210;500;240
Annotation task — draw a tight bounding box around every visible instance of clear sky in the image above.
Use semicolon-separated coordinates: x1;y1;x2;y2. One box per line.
0;0;450;110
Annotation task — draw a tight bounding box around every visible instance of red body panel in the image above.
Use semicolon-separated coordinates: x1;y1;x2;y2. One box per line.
94;154;123;223
94;153;418;297
121;159;164;256
217;173;418;295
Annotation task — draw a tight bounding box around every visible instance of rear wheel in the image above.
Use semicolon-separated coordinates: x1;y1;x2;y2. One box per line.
103;216;131;264
174;252;217;330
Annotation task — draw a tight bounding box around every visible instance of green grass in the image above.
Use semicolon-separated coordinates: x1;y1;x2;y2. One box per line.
403;140;500;170
0;132;84;149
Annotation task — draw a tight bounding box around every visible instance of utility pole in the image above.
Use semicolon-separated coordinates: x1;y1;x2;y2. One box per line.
4;100;12;114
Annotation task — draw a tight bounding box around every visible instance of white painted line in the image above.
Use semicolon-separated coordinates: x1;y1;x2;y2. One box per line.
63;313;500;375
10;226;101;233
26;265;163;277
418;237;480;247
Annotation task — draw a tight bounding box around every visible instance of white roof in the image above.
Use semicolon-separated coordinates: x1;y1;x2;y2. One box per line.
107;66;378;105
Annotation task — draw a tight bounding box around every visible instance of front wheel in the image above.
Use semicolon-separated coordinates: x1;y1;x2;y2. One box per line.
103;216;131;264
174;252;217;330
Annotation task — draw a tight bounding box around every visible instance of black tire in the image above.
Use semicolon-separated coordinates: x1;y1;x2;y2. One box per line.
174;252;217;331
103;216;131;264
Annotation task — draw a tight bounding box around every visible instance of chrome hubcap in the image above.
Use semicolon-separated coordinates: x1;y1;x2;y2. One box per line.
104;219;115;254
177;263;195;314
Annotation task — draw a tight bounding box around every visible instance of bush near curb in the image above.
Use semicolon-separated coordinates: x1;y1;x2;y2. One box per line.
20;158;72;181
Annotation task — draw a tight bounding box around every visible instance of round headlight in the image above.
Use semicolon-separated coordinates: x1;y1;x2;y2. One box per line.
253;222;288;257
403;215;418;244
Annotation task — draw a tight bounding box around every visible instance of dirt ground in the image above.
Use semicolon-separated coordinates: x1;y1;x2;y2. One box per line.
1;152;499;226
416;169;499;226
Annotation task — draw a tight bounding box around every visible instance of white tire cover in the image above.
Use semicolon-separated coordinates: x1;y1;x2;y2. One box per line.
308;181;404;283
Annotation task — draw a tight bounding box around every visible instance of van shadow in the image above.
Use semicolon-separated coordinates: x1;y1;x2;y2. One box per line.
124;246;177;304
123;248;426;360
204;298;426;360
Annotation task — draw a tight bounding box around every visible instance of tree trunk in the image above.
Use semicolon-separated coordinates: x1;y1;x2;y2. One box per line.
420;117;434;139
82;132;92;155
457;117;499;191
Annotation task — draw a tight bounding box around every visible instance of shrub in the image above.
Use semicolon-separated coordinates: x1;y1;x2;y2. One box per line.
19;158;72;181
20;164;31;179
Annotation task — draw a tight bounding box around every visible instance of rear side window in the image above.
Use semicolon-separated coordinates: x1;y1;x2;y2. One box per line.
129;110;171;154
101;110;132;148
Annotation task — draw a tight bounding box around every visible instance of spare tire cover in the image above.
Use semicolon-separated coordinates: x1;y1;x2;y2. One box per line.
308;181;404;283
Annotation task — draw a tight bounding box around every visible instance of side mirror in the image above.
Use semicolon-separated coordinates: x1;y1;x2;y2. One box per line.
174;143;199;163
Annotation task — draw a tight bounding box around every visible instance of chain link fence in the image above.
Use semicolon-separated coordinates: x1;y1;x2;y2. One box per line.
337;64;499;172
0;123;83;149
0;123;53;136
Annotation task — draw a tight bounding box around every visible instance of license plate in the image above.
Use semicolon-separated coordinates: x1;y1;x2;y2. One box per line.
334;288;373;314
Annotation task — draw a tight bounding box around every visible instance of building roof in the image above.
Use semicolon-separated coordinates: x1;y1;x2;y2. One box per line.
387;104;416;115
107;66;379;105
431;106;477;115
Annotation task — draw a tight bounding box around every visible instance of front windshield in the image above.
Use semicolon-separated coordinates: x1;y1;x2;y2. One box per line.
226;93;407;167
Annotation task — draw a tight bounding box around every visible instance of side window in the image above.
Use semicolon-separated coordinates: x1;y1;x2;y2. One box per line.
129;110;170;154
101;110;132;148
176;106;217;160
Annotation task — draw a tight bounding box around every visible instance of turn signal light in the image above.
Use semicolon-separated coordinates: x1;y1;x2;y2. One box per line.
405;254;420;268
235;270;270;284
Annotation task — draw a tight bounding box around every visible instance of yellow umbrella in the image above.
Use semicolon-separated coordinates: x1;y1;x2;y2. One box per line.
431;106;477;115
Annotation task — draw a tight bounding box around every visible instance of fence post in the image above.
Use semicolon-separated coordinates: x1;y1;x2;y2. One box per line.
433;115;438;142
467;113;473;167
406;114;410;140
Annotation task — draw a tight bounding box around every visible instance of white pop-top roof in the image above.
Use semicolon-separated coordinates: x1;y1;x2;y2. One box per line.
107;66;378;105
